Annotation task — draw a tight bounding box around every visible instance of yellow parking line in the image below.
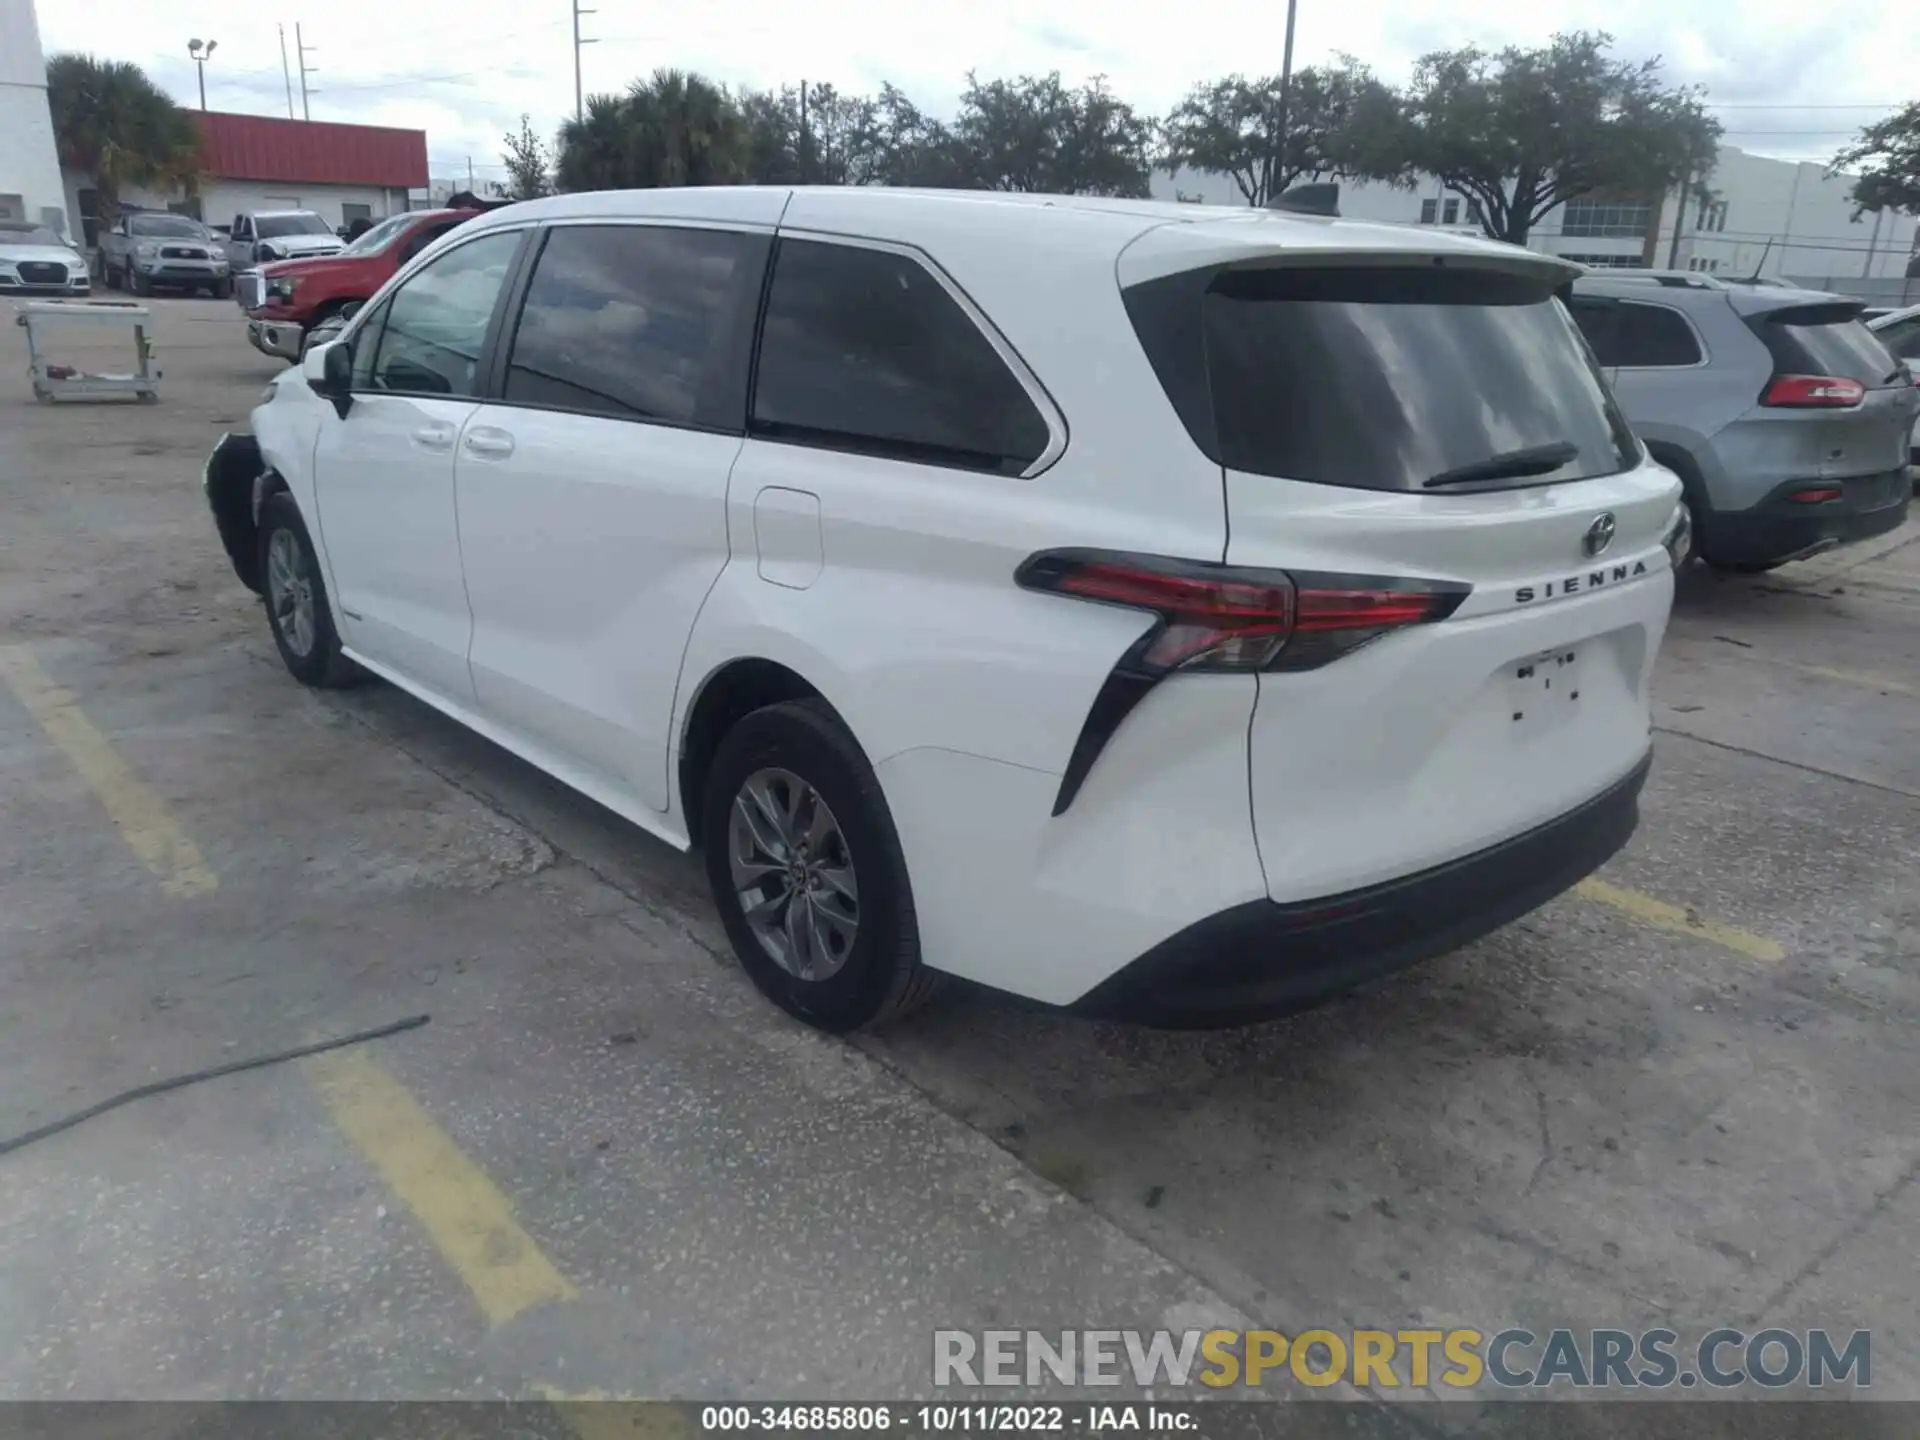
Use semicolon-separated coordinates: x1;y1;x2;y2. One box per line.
306;1047;579;1326
1574;878;1786;963
0;645;217;897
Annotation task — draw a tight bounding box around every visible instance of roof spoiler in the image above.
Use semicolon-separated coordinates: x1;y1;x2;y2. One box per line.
1269;183;1340;218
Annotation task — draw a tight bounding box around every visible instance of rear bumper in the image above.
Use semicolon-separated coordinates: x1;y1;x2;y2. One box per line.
1072;749;1651;1028
1705;468;1911;567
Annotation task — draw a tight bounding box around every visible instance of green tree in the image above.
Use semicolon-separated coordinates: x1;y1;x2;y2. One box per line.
554;93;628;192
1831;102;1920;218
949;72;1155;196
500;114;552;200
1160;59;1402;207
45;53;201;221
740;83;886;186
1381;31;1721;246
554;70;747;191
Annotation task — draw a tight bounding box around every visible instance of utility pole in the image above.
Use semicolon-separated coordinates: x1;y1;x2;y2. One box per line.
571;0;597;122
1272;0;1300;201
467;157;475;191
1862;207;1886;279
296;23;318;121
278;25;295;119
798;80;808;184
1666;174;1691;269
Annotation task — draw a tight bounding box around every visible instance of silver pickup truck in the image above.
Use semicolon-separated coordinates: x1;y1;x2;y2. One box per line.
95;212;232;296
222;210;345;269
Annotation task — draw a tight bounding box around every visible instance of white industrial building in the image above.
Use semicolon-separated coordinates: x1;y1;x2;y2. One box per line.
0;0;70;235
1157;143;1919;302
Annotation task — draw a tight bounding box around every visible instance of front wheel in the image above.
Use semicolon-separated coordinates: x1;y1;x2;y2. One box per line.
255;491;360;688
701;700;937;1031
129;265;150;296
213;276;233;300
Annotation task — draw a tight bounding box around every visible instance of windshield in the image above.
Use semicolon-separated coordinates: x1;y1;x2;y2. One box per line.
341;213;414;256
1192;266;1639;492
130;215;210;239
0;224;68;248
256;214;334;239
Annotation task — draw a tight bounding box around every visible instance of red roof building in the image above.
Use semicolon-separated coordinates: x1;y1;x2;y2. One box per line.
195;112;428;190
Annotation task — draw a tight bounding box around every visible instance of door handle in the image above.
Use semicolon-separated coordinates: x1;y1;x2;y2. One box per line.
463;427;515;459
411;422;455;450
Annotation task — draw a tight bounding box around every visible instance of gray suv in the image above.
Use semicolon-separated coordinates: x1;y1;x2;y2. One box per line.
1566;274;1915;572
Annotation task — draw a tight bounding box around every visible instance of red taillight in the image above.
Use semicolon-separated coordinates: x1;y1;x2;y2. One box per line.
1788;487;1843;504
1018;549;1470;814
1018;550;1468;676
1762;374;1865;408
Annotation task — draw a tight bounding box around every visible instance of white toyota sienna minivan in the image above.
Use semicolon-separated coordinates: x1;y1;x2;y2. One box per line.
205;187;1687;1031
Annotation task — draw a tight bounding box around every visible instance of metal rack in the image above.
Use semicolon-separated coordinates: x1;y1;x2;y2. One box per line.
15;300;159;404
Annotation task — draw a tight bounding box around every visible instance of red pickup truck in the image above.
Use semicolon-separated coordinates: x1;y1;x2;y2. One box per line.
237;207;482;360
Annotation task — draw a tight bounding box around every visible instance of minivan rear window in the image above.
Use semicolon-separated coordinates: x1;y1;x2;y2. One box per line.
1755;305;1903;388
1152;266;1638;492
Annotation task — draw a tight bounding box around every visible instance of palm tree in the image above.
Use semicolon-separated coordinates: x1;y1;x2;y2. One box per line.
556;92;632;193
46;54;202;221
554;69;748;192
626;69;748;188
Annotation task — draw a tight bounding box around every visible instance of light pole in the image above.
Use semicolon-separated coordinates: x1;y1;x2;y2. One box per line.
187;38;217;110
1273;0;1299;195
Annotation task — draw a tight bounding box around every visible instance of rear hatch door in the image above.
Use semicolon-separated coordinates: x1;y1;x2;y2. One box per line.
1122;224;1681;903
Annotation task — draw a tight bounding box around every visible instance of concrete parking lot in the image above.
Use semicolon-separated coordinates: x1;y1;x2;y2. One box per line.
1;298;1916;1407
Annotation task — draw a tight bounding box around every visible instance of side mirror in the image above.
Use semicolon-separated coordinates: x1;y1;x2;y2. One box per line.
304;340;354;418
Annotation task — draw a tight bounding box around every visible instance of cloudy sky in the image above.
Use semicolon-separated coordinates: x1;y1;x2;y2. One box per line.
39;0;1917;187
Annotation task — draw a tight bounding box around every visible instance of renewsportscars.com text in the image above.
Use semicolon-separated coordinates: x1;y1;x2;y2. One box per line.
933;1327;1870;1391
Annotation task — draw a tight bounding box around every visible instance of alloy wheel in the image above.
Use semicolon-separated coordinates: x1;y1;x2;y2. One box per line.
727;767;860;981
266;528;316;658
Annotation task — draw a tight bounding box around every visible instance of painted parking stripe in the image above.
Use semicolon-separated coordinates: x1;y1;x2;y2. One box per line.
1574;877;1786;963
0;645;217;897
306;1047;579;1326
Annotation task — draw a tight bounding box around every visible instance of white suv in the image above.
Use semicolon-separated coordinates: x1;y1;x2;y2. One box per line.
204;187;1687;1030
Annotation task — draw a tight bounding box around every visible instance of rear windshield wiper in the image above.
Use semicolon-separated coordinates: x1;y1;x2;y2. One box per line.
1423;440;1580;490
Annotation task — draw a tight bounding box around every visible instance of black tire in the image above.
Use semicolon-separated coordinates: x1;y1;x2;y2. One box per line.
89;249;104;281
129;264;150;296
102;257;120;290
702;699;937;1031
213;276;233;300
255;491;360;688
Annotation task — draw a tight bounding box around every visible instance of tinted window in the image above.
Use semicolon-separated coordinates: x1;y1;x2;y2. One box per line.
751;239;1052;475
368;231;520;398
349;299;389;388
1199;267;1637;492
505;224;763;429
1611;302;1702;367
1565;297;1620;364
1757;305;1903;387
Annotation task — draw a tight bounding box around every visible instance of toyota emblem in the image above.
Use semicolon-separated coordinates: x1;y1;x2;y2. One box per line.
1583;513;1617;558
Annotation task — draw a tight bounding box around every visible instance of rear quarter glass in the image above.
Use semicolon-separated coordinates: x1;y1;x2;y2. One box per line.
1137;264;1639;493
